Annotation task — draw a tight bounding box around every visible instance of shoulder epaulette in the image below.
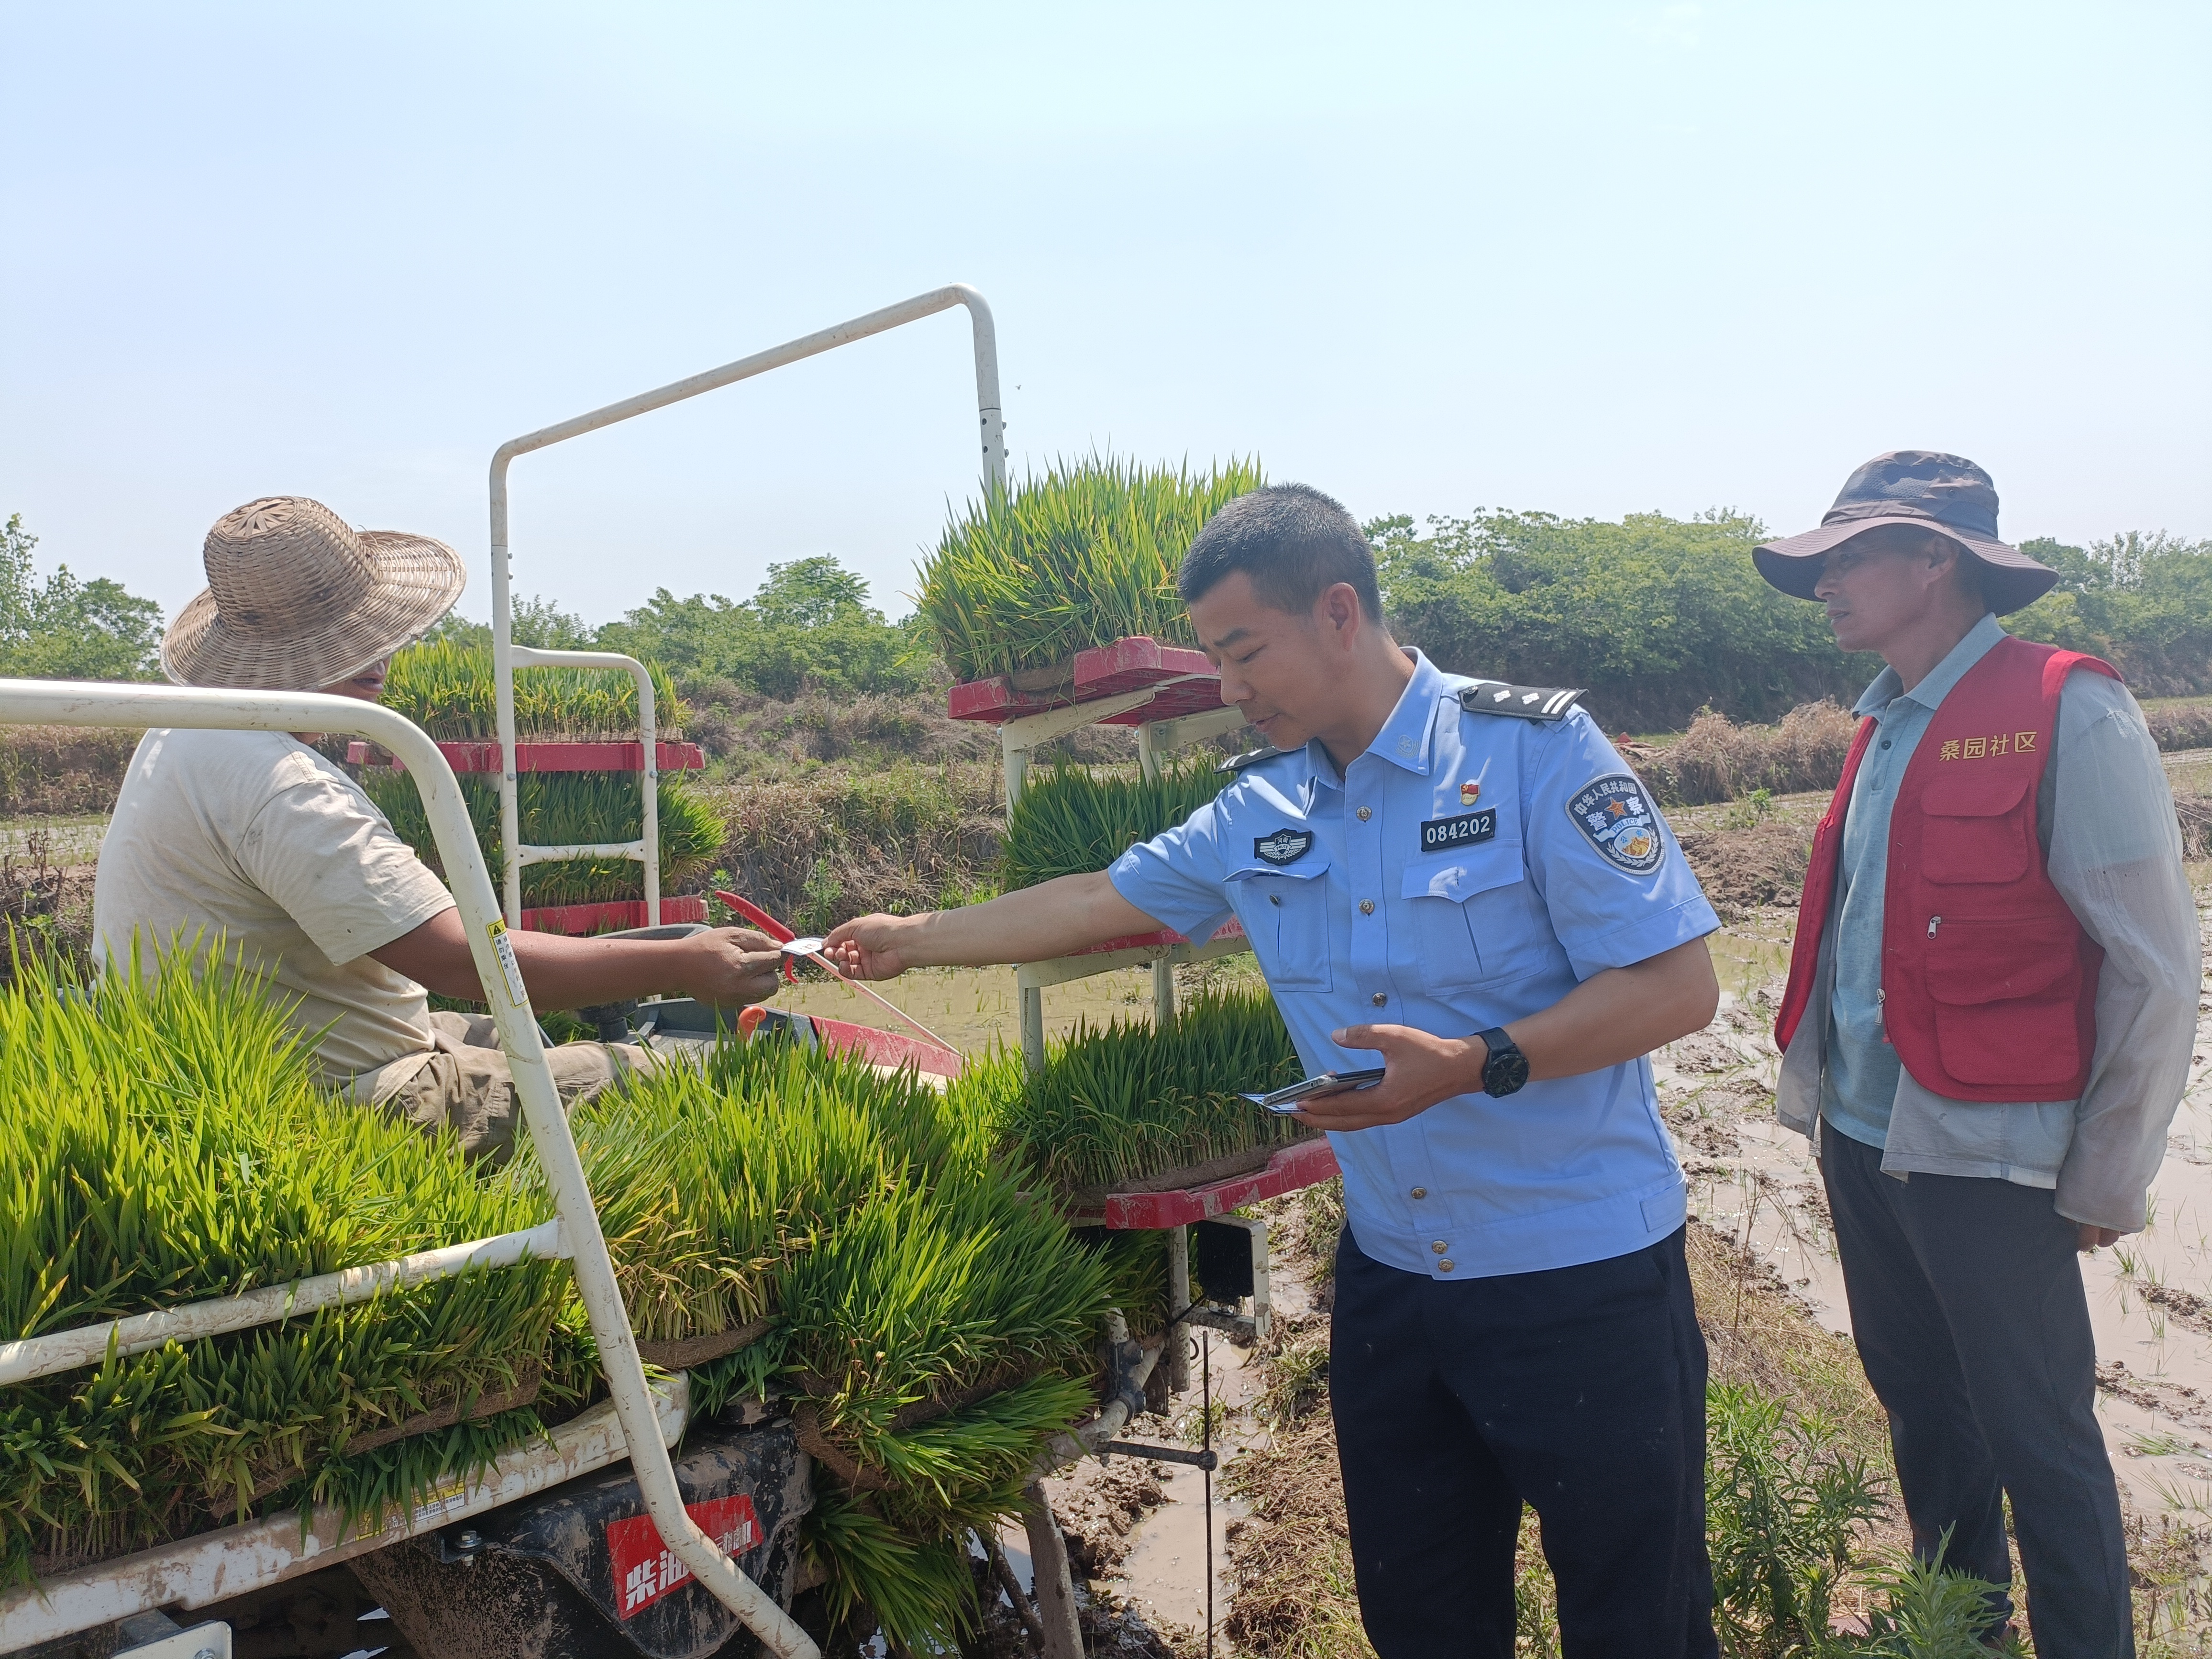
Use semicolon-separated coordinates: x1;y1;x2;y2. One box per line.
1456;681;1586;721
1216;744;1288;775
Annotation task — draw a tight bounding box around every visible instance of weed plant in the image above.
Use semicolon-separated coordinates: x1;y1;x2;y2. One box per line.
953;986;1304;1193
1000;757;1228;890
915;453;1264;683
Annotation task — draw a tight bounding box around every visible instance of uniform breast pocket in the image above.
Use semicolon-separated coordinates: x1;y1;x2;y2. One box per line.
1401;848;1527;989
1918;773;2034;885
1227;863;1334;992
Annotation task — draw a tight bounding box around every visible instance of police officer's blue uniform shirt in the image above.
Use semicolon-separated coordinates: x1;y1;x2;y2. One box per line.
1108;651;1721;1281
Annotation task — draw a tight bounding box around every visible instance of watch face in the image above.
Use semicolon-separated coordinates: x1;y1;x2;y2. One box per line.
1485;1046;1531;1096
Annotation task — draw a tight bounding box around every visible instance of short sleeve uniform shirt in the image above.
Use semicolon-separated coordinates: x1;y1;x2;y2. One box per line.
1109;651;1721;1280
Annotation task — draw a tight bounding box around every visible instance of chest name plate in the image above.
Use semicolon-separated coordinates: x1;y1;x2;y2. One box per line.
1418;808;1498;852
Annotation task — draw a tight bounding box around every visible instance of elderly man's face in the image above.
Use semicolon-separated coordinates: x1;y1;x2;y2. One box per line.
316;657;390;703
1812;531;1967;655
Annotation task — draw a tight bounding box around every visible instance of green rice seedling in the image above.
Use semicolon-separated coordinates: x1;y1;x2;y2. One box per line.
999;759;1223;892
953;986;1305;1194
914;453;1265;683
1001;756;1230;890
0;945;562;1583
363;771;726;910
379;639;687;741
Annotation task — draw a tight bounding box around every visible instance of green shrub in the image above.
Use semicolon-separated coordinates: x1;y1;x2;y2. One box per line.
1373;509;1879;733
1705;1382;1884;1657
915;453;1264;683
596;557;935;701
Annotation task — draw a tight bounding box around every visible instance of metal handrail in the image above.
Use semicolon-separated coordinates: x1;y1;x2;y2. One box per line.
0;680;817;1659
487;283;1007;926
504;643;661;924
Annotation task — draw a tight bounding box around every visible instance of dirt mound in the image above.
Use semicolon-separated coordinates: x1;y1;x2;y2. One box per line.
1676;819;1814;918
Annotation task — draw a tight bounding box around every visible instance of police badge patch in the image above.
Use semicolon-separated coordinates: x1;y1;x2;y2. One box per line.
1567;774;1664;874
1254;829;1315;866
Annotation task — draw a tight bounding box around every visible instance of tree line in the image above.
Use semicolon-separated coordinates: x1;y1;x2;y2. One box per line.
6;507;2204;735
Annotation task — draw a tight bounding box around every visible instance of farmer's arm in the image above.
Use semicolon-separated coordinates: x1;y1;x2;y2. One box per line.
825;873;1161;978
373;909;786;1010
2044;672;2201;1248
1297;937;1718;1130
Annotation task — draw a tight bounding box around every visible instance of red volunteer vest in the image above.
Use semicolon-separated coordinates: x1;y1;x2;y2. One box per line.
1774;634;2118;1103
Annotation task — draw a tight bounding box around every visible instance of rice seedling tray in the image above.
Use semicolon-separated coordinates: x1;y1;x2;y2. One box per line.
347;739;706;774
0;1379;690;1654
947;636;1224;726
1067;1134;1341;1231
520;897;709;933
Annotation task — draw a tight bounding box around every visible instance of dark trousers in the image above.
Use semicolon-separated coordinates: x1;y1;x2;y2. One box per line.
1330;1226;1718;1659
1821;1121;2133;1659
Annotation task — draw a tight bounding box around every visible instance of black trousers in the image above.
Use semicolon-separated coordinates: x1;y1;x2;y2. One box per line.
1330;1226;1718;1659
1821;1121;2133;1659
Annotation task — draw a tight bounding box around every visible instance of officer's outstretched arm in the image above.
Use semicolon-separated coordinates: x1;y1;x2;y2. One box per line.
824;872;1162;980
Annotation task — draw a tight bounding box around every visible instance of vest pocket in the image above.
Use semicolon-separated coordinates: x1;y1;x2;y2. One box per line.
1924;915;2082;1088
1918;772;2033;885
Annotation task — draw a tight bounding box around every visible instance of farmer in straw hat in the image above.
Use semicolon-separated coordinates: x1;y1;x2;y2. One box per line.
92;496;786;1164
1760;451;2197;1655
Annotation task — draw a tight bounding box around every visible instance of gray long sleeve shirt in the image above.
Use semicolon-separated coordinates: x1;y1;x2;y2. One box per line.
1775;615;2200;1233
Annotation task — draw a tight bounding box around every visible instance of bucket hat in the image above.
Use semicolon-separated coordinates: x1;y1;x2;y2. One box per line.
161;497;466;689
1752;450;2058;615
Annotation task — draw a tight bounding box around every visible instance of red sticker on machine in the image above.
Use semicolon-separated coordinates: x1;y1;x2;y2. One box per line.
607;1493;762;1619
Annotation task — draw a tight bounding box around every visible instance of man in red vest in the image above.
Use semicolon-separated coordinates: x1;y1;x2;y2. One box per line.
1758;451;2198;1655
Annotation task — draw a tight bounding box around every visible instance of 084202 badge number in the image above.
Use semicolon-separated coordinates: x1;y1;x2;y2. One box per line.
1567;774;1665;874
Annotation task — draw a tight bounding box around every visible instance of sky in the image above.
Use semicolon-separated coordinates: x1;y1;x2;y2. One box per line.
3;1;2206;626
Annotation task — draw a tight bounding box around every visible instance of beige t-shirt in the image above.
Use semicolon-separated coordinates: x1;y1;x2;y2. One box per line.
92;728;458;1101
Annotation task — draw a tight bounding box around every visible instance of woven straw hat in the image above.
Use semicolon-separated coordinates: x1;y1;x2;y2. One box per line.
162;497;466;689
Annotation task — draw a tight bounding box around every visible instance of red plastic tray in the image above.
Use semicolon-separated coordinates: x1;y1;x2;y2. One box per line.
347;740;706;774
806;1014;964;1080
1067;1135;1342;1230
519;896;708;935
947;637;1226;727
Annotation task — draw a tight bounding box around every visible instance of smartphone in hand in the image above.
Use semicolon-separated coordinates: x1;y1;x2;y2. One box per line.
1241;1069;1388;1115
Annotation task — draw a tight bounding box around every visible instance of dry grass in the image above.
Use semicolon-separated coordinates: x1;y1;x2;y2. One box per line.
696;762;1005;932
0;830;97;984
1626;701;1859;808
2146;698;2212;754
0;726;138;817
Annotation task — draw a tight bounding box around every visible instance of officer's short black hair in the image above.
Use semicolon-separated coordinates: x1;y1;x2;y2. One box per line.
1177;483;1385;624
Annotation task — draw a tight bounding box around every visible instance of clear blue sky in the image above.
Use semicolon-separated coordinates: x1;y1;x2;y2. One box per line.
3;2;2205;626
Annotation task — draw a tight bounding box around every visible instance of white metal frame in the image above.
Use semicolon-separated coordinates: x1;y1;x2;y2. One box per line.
0;680;816;1659
489;284;1007;926
502;644;663;926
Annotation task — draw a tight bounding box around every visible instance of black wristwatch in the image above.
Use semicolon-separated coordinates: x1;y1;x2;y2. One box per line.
1475;1028;1529;1097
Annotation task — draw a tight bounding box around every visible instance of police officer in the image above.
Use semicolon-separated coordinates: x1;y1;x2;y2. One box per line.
827;484;1725;1658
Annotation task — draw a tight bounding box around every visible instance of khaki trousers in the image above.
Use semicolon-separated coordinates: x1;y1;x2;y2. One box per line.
379;1011;654;1166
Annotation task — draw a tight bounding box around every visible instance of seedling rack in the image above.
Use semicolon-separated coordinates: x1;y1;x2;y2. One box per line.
950;646;1340;1373
488;284;1006;930
0;678;816;1659
348;736;713;933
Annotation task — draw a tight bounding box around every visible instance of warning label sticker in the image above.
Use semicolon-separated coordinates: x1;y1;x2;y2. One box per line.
607;1493;763;1619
